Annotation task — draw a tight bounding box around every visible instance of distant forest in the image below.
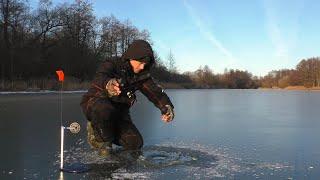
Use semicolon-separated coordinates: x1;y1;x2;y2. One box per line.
259;57;320;88
1;0;320;91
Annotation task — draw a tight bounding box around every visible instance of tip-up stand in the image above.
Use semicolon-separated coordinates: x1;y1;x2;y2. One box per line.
60;123;90;173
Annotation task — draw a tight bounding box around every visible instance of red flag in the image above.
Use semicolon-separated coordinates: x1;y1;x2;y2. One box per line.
56;70;65;82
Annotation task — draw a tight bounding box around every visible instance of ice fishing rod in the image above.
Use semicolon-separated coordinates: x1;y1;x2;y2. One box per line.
56;70;90;173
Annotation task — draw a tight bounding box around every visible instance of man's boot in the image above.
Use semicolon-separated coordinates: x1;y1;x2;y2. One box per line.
87;121;104;149
98;142;112;157
87;121;112;157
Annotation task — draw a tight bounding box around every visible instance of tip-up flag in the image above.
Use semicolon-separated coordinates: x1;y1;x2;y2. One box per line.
56;70;65;82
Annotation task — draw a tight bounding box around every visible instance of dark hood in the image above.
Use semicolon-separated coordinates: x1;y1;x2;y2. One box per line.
121;40;155;67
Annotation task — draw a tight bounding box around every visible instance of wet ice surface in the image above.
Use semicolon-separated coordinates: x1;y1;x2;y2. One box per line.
1;136;314;180
44;139;292;179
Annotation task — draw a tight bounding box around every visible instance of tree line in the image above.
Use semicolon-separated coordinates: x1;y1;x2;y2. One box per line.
181;57;320;89
260;57;320;88
1;0;319;90
0;0;150;81
181;66;260;89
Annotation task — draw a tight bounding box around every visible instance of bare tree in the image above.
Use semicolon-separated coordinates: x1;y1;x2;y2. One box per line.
0;0;29;81
167;49;177;73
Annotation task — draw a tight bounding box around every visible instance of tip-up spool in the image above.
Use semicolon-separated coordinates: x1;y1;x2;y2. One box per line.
68;122;81;134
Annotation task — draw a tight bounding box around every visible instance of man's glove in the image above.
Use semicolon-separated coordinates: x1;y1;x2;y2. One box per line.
160;105;174;122
106;78;121;97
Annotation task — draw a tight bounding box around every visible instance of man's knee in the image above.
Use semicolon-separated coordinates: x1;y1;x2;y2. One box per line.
91;99;117;120
87;99;119;143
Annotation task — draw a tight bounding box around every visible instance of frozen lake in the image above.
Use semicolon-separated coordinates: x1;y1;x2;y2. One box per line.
1;89;320;179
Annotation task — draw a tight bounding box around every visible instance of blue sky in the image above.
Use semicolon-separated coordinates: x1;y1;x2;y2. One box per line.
30;0;320;76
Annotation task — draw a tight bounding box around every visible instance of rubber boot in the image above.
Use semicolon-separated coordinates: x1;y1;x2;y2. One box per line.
87;121;104;149
98;142;112;157
87;122;113;157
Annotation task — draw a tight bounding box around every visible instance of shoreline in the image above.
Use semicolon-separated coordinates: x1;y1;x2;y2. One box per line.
259;86;320;91
2;87;320;95
0;90;87;95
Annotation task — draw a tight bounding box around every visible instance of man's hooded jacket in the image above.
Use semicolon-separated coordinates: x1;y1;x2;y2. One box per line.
80;40;174;116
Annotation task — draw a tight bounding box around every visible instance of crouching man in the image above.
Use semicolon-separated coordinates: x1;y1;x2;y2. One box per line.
80;40;174;156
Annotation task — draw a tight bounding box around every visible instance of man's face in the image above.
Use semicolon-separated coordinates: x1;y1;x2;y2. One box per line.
129;59;147;74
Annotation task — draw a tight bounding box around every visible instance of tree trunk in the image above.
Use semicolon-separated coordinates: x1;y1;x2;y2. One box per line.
2;0;10;50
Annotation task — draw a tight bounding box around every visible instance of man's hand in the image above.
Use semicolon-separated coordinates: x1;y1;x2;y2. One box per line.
106;78;121;97
161;105;174;123
161;114;173;123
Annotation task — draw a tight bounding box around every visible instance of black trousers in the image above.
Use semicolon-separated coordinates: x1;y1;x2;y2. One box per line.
83;98;143;150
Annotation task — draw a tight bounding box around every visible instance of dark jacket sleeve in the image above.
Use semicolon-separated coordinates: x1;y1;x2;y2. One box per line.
80;61;114;114
91;61;114;90
139;77;174;113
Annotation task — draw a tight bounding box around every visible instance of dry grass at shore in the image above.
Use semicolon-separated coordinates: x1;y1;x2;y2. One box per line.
285;86;320;91
0;77;90;91
259;86;320;91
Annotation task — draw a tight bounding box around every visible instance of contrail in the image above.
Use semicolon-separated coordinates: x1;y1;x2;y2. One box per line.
263;0;304;62
182;0;237;66
263;0;289;60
